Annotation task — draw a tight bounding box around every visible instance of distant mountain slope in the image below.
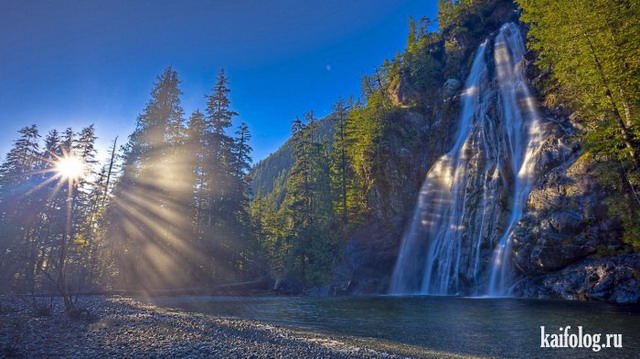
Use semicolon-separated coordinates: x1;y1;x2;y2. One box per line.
250;114;336;199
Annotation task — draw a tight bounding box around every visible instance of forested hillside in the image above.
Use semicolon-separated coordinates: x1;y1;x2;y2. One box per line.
250;114;336;200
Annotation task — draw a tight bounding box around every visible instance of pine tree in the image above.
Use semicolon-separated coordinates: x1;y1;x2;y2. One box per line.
344;98;385;222
229;122;254;277
232;123;253;188
331;98;351;227
226;122;253;223
204;69;238;229
0;125;41;192
67;125;100;294
287;117;312;229
186;110;208;240
407;16;418;52
518;0;640;163
279;113;336;284
207;69;237;136
56;128;77;311
230;123;253;226
24;129;65;295
108;67;189;290
0;125;41;292
282;117;312;280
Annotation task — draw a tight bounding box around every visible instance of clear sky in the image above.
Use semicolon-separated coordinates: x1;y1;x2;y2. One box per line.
0;0;438;163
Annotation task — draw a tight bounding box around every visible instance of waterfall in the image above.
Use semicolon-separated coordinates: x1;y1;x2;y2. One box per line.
486;23;544;296
389;23;545;296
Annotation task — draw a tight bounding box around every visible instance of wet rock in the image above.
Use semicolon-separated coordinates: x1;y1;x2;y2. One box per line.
514;254;640;304
273;276;304;295
442;78;462;99
333;217;405;295
513;151;622;276
506;123;640;304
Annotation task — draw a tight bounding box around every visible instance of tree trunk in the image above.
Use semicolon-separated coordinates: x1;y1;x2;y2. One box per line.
618;160;640;208
58;182;76;314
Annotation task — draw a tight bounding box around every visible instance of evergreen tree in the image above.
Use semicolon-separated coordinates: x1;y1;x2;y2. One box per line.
166;68;254;282
227;122;253;225
232;123;253;188
67;125;100;294
204;69;237;228
331;98;351;227
108;67;189;290
186;110;208;240
230;122;254;276
407;16;418;52
0;125;41;292
55;128;77;311
344;98;385;222
30;129;65;295
277;113;336;284
287;117;313;229
518;0;640;163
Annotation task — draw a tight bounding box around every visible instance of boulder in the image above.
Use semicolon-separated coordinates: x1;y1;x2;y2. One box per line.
514;254;640;304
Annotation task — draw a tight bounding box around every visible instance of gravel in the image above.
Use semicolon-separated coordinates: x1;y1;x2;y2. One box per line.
0;296;404;359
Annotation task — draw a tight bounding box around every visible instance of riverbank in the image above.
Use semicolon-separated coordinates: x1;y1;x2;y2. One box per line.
0;295;413;358
0;295;477;359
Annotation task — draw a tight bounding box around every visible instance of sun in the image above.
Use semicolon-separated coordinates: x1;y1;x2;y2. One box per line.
55;155;86;180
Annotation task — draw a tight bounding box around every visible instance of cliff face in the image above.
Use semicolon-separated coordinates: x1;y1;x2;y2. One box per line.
510;132;640;303
337;24;640;303
506;39;640;304
333;108;454;294
513;151;616;277
334;2;526;297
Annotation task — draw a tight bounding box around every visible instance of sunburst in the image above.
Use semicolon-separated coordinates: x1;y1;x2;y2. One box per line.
55;155;86;181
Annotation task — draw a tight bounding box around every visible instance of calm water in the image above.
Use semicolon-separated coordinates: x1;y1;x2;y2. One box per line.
150;295;640;358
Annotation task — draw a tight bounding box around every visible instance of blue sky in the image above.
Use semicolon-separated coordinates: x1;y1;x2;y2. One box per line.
0;0;438;163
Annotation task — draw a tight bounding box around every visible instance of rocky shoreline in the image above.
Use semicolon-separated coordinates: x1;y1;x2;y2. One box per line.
0;296;407;359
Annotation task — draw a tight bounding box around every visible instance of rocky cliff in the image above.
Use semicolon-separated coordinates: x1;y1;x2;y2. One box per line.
510;121;640;303
335;23;640;303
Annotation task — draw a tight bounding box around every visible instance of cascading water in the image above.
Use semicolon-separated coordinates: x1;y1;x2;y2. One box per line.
486;23;544;296
389;23;546;296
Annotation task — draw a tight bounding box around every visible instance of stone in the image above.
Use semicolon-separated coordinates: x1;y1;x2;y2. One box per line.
513;254;640;304
442;78;461;99
387;73;417;108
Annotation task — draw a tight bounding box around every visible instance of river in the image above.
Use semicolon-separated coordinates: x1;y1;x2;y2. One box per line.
150;295;640;358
